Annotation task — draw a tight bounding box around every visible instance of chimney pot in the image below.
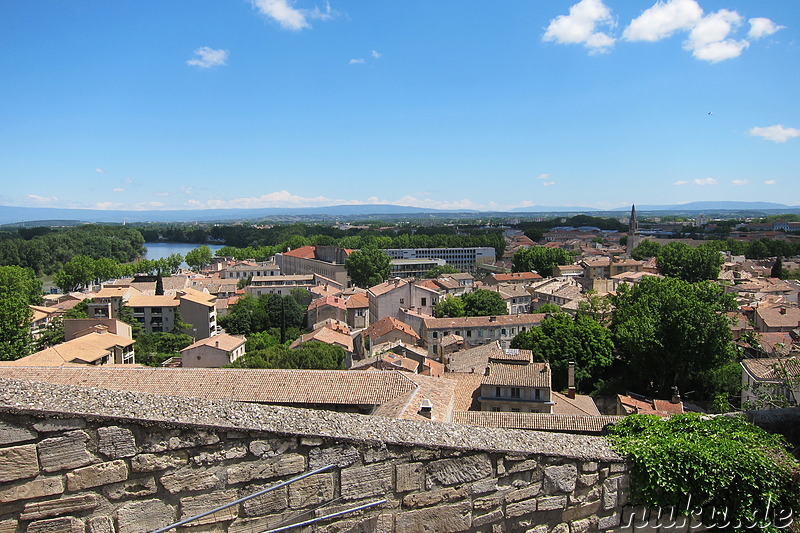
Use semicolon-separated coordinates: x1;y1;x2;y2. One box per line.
419;398;433;418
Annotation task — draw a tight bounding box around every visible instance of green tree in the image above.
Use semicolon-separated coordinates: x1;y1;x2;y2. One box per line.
462;289;508;316
228;341;345;370
185;245;212;272
630;240;661;260
423;264;461;278
511;313;613;391
433;296;466;318
512;246;572;277
345;248;391;288
610;277;737;400
53;255;96;292
536;303;561;314
93;257;120;284
0;266;39;360
135;332;194;366
656;242;723;282
34;318;65;351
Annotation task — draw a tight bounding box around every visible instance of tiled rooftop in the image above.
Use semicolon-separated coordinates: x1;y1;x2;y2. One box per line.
482;361;551;388
452;411;622;435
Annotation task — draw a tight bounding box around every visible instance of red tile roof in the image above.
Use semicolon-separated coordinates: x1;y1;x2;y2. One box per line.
282;246;317;259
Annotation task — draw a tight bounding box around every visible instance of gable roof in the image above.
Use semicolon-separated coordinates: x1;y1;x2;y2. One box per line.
362;316;420;341
283;246;317;259
180;333;245;353
3;332;135;367
307;295;347;311
345;293;370;309
424;314;545;330
482;361;551;388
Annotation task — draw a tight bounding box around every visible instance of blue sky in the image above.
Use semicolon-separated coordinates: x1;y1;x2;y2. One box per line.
0;0;797;212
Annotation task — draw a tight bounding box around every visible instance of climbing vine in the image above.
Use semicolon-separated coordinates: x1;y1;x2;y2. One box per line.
607;414;799;532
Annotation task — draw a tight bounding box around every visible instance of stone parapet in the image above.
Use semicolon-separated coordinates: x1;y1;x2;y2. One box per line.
0;377;655;532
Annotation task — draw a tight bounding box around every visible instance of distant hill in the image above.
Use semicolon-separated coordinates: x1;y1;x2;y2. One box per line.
613;201;796;211
1;200;798;225
0;204;474;225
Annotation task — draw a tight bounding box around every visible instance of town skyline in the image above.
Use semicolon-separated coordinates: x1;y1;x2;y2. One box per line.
1;0;798;212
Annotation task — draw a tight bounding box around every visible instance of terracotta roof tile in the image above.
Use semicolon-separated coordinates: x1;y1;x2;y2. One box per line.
424;314;545;330
482;361;551;388
452;411;622;434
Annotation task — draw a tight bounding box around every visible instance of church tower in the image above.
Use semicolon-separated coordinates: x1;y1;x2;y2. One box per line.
627;205;640;257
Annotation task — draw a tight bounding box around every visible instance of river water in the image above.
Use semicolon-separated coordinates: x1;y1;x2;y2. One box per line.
143;242;225;263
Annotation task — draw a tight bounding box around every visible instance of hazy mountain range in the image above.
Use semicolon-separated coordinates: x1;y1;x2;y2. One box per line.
1;201;798;225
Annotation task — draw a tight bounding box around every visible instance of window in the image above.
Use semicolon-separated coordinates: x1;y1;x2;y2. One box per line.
495;387;502;397
432;331;438;339
511;408;520;412
478;330;483;337
501;328;507;336
510;388;520;398
466;330;472;337
491;407;501;412
421;297;427;307
399;298;404;305
535;389;540;400
151;307;162;314
432;345;438;355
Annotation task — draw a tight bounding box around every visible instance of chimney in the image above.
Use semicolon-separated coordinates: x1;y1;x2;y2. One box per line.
489;316;497;322
419;398;433;419
780;308;787;315
216;340;220;348
567;361;576;399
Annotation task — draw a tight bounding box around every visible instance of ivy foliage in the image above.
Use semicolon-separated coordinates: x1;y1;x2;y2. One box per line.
608;414;800;532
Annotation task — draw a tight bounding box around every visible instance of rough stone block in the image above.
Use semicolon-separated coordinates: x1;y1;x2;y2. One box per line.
116;499;177;533
142;429;219;453
562;500;601;522
97;426;137;459
402;486;467;509
571;518;594;533
26;516;84;533
427;454;492;486
473;494;503;512
0;419;37;445
470;477;501;495
160;468;221;494
396;501;471;533
19;493;98;521
581;462;598;473
341;462;393;500
130;451;188;472
506;459;539;475
66;459;128;491
249;438;297;458
525;525;548;533
0;443;39;482
308;444;360;469
180;489;239;526
0;476;64;503
226;453;305;485
300;436;323;446
473;509;504;527
192;444;248;465
241;485;288;516
288;472;334;509
38;430;95;473
364;445;390;463
598;511;621;530
506;497;538;518
552;523;570;533
544;464;577;494
578;473;598;487
103;476;157;501
395;462;424;492
537;495;568;511
505;482;542;504
87;515;115;533
610;462;627;473
32;419;86;433
228;514;285;533
602;483;617;510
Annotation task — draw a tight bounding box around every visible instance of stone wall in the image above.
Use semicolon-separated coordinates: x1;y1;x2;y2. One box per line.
0;377;644;533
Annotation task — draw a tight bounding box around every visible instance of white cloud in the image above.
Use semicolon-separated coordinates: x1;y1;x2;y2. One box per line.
693;178;717;185
187;47;229;68
623;0;703;42
749;124;800;143
113;188;125;193
748;17;784;40
731;179;748;186
94;202;123;209
543;0;616;53
349;58;365;65
683;10;747;62
673;180;690;186
542;181;557;187
95;168;106;174
536;173;552;179
251;0;334;31
155;192;170;197
133;201;165;210
27;194;58;204
764;180;777;185
371;50;381;59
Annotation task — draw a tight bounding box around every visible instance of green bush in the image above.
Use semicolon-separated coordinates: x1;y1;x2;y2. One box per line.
607;414;799;532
